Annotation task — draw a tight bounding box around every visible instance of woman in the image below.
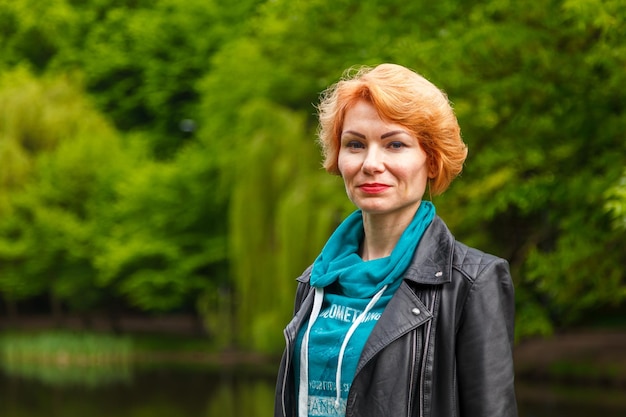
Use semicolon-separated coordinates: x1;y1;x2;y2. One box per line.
274;63;517;417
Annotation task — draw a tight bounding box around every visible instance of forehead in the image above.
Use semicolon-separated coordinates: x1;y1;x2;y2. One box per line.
342;100;408;134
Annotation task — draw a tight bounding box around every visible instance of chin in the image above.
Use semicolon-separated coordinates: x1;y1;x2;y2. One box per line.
356;205;394;215
356;200;423;218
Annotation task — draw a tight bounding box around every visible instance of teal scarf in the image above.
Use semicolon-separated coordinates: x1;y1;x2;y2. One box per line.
310;200;436;296
297;202;435;416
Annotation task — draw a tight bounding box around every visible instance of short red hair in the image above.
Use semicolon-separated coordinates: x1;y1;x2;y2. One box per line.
317;63;467;196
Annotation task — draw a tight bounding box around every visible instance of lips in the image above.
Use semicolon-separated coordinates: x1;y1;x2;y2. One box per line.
358;183;390;194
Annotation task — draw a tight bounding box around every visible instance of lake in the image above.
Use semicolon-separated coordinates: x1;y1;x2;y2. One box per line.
1;364;624;416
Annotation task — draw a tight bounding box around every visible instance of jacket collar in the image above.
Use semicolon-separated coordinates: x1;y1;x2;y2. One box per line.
403;216;454;285
297;215;455;286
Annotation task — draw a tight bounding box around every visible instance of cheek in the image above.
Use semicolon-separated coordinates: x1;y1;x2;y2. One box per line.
337;155;344;175
398;162;429;188
410;168;430;192
337;153;351;177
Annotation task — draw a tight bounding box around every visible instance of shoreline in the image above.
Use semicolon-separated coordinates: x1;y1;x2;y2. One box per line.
514;328;626;386
2;316;625;385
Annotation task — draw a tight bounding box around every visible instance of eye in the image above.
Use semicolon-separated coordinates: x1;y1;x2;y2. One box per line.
346;140;365;149
388;141;405;149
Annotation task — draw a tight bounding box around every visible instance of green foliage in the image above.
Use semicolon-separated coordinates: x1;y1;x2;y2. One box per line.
0;0;263;155
1;133;125;310
71;0;230;147
200;0;625;346
0;67;120;306
0;67;111;194
1;0;624;351
95;142;228;312
427;0;626;329
606;170;626;231
223;99;351;352
0;68;227;319
0;0;80;71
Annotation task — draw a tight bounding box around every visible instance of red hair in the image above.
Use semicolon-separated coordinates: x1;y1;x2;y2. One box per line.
317;64;467;195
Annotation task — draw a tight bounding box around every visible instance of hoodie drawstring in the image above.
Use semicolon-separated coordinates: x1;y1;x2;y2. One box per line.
299;287;324;417
334;284;387;408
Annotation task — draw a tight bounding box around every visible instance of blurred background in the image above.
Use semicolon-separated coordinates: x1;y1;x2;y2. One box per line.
0;0;624;415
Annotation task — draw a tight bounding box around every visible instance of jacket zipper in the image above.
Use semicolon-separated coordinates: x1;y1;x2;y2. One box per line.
418;291;437;417
407;329;419;416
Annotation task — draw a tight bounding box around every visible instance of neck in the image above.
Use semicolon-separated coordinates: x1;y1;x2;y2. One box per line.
360;203;422;261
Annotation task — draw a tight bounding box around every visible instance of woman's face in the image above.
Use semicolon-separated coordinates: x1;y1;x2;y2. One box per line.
338;100;432;219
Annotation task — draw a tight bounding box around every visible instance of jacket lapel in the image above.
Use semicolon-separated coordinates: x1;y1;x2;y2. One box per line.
403;216;454;285
357;281;433;373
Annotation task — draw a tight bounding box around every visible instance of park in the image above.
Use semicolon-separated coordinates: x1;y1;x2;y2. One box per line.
1;0;625;415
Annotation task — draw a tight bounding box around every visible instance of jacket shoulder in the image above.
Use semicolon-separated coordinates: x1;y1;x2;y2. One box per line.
292;265;313;313
452;240;509;283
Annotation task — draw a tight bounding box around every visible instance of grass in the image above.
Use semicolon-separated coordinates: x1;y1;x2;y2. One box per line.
0;330;134;387
0;330;133;366
0;330;274;387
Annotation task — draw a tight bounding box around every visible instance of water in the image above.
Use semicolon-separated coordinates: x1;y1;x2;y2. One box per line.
0;364;276;417
515;380;626;417
0;365;624;417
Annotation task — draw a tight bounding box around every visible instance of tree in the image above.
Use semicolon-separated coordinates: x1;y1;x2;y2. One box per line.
606;170;626;231
2;0;623;348
224;100;352;352
95;142;229;316
0;67;125;319
199;0;626;345
413;0;626;335
0;0;264;155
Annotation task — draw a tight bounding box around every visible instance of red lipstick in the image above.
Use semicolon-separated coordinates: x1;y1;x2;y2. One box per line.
359;183;390;194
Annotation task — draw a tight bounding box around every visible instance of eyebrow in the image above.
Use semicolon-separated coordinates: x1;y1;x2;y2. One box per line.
381;130;409;139
342;130;409;139
342;130;366;139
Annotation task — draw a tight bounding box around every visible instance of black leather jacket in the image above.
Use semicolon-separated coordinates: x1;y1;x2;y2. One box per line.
274;216;518;417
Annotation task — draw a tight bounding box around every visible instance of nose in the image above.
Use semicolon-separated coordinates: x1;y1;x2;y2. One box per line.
362;146;385;174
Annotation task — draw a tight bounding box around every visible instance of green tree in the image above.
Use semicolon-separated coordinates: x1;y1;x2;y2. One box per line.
199;0;625;346
0;67;126;318
225;100;351;352
0;66;109;203
606;170;626;231
0;0;263;155
2;0;623;349
0;0;80;71
409;0;626;336
95;142;228;316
